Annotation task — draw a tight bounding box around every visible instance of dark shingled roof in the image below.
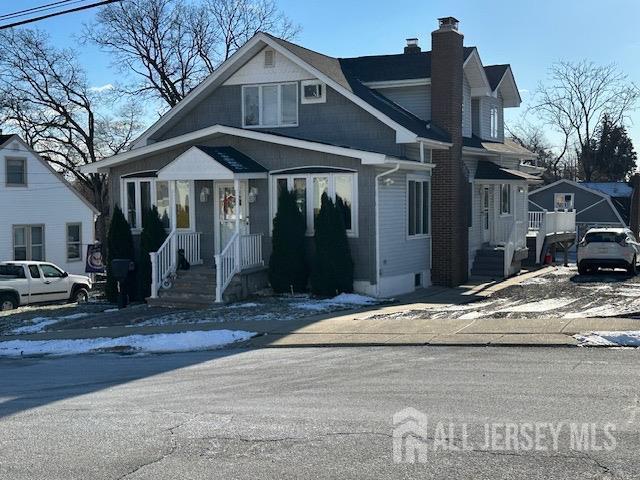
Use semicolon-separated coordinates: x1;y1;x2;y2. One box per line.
264;33;451;144
194;146;267;173
483;65;510;91
338;47;476;83
474;160;539;182
0;134;14;147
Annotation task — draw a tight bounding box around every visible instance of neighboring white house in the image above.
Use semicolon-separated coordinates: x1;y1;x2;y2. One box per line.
0;134;99;274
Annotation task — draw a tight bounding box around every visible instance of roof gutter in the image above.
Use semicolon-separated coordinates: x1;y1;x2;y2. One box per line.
375;163;400;297
416;136;452;149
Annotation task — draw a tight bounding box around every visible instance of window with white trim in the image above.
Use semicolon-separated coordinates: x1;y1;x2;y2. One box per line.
554;193;574;211
122;178;192;231
500;184;511;215
13;225;44;261
408;179;430;237
301;80;326;104
66;223;82;261
242;83;298;128
272;171;357;236
490;106;499;138
6;158;26;186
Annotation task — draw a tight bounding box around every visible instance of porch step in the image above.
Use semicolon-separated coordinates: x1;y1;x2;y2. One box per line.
471;248;505;279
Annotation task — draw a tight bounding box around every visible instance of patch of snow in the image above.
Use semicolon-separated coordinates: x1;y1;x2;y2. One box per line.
227;302;259;309
498;297;576;313
11;318;60;334
574;331;640;347
103;308;119;313
58;313;90;320
0;330;256;357
294;293;379;311
459;311;484;320
444;300;496;312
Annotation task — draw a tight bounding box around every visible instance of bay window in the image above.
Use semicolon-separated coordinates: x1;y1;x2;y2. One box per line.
272;171;357;236
407;178;430;237
242;83;298;128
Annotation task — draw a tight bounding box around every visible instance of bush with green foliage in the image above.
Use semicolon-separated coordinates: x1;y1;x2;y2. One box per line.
138;206;169;299
105;205;136;303
311;193;354;296
269;188;308;293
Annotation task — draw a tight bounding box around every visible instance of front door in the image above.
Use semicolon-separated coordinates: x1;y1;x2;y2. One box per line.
481;186;491;243
214;182;249;254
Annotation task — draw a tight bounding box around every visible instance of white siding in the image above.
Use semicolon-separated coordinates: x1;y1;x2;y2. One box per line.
374;85;431;121
224;47;315;85
0;139;96;274
477;95;504;141
378;169;431;294
463;77;472;138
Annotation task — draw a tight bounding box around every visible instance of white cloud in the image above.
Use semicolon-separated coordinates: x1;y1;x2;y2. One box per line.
89;83;114;93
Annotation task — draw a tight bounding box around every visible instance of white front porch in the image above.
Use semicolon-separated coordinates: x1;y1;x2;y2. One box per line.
149;146;268;303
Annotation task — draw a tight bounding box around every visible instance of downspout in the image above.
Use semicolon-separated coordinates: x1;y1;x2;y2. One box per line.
375;163;400;297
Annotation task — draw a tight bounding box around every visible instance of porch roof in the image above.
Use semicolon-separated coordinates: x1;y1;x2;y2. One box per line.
474;160;542;183
157;146;268;181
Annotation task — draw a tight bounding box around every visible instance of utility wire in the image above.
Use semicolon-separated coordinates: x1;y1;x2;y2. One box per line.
0;0;122;30
0;1;78;20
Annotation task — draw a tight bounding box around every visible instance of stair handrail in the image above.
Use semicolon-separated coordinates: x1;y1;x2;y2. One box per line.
503;220;518;277
215;232;240;303
149;229;177;299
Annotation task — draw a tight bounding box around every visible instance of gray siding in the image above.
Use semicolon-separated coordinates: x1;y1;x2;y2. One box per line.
151;84;402;157
374;85;431;121
110;135;378;283
477;95;504;141
462;77;472;138
528;181;623;224
378;169;431;278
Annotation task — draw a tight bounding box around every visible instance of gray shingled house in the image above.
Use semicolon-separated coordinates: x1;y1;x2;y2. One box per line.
83;17;555;305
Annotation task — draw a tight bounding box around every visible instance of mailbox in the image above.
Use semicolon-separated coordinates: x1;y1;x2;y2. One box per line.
111;259;134;281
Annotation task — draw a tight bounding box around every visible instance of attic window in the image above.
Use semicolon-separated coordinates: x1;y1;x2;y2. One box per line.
264;49;275;68
301;80;326;104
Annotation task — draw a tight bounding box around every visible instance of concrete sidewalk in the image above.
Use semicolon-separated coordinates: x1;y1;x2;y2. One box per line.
3;266;638;348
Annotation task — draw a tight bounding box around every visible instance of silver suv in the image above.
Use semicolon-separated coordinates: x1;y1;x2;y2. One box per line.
577;228;640;275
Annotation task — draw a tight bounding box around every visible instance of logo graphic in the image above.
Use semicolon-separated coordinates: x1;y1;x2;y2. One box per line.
392;407;429;463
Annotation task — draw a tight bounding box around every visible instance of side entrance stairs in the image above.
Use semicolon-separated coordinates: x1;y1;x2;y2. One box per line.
471;247;505;279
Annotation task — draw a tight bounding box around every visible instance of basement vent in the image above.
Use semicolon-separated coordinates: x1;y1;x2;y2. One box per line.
264;49;275;68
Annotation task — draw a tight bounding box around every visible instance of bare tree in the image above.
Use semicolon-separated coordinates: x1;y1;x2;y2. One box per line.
85;0;300;109
507;121;568;182
531;60;639;180
0;28;142;242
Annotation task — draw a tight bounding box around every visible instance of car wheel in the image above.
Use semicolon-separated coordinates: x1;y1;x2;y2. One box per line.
578;263;589;275
628;257;637;275
70;288;89;304
0;294;17;311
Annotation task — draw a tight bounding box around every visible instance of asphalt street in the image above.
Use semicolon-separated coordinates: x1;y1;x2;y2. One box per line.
0;346;638;479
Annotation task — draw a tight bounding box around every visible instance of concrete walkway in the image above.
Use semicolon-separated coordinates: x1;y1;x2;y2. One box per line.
3;266;639;348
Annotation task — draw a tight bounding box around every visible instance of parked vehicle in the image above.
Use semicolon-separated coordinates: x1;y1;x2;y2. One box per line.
0;261;92;311
577;228;640;275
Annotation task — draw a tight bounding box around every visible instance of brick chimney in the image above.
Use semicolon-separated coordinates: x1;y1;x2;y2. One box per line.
429;16;469;287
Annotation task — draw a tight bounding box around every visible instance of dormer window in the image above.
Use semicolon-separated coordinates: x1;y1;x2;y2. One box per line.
301;80;326;104
264;49;275;68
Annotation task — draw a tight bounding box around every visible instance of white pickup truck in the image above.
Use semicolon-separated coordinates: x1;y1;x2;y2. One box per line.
0;261;92;311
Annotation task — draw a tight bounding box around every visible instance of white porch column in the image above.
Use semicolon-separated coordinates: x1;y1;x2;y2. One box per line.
234;178;241;270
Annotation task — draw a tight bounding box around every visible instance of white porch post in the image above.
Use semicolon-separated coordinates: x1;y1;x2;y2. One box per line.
234;178;241;270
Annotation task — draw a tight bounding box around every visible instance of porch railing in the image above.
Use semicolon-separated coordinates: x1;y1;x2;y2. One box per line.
502;220;526;277
149;230;202;299
215;233;264;303
529;210;577;263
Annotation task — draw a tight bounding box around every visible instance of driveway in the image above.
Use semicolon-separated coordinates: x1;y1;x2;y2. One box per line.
374;266;640;322
0;347;638;479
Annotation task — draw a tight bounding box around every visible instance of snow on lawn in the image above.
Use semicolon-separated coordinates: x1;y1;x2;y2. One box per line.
574;331;640;347
294;293;379;311
10;313;90;335
497;297;577;313
0;330;256;357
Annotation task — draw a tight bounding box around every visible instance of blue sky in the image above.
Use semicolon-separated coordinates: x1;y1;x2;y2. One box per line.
5;0;640;152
